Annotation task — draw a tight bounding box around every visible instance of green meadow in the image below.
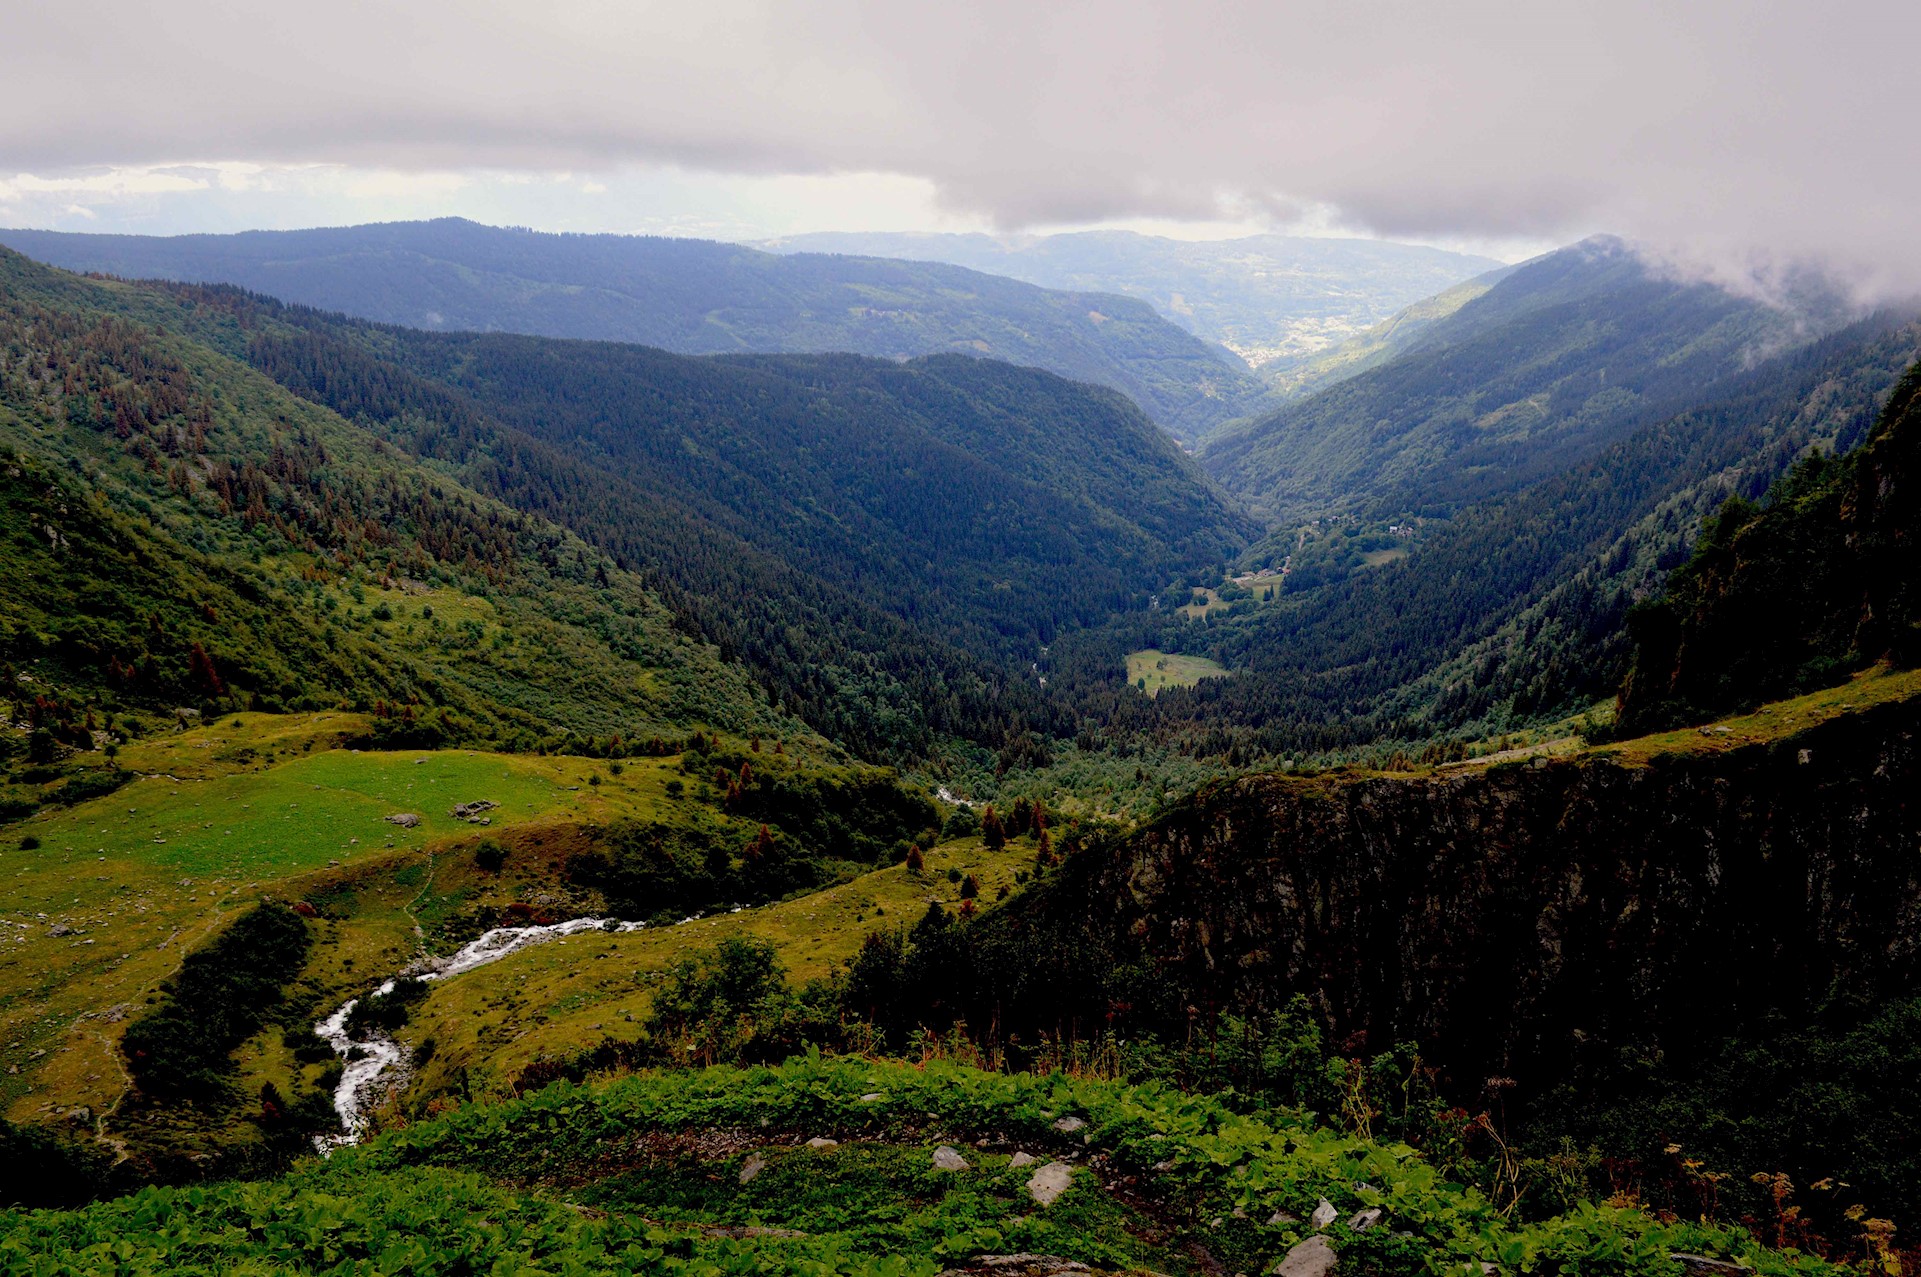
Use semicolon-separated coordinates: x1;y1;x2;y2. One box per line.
1126;648;1231;695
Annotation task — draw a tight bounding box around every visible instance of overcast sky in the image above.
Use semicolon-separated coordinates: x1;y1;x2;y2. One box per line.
3;0;1915;293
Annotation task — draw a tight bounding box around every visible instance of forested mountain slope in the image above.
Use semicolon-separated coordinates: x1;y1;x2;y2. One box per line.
1201;237;1845;519
0;247;786;750
0;218;1271;442
88;274;1250;757
1618;360;1921;732
1045;316;1920;756
762;228;1501;376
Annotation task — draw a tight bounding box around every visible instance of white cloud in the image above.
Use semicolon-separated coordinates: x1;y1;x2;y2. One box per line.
0;0;1914;293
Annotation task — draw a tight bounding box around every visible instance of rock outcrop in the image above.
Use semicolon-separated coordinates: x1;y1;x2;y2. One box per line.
1033;696;1921;1095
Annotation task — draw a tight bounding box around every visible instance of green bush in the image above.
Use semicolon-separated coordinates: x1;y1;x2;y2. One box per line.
120;902;312;1098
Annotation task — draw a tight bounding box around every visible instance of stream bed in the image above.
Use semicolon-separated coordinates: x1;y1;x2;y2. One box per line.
313;916;646;1149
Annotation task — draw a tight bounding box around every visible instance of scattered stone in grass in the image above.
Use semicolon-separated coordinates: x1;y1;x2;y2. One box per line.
1025;1162;1072;1206
806;1137;839;1149
738;1153;766;1184
1310;1199;1338;1229
1269;1209;1299;1226
858;1092;884;1102
1672;1257;1750;1277
932;1145;970;1170
385;813;421;829
1010;1151;1038;1168
1348;1208;1384;1232
1051;1115;1085;1133
1271;1234;1338;1277
937;1255;1091;1277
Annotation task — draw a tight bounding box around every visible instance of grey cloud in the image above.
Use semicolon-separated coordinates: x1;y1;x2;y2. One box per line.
3;0;1917;295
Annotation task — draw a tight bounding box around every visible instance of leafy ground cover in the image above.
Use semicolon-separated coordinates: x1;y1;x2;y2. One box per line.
0;1056;1843;1276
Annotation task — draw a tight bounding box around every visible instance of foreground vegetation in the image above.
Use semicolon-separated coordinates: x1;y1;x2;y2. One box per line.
0;1056;1856;1277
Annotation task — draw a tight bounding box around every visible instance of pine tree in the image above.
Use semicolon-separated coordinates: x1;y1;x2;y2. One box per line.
981;805;1006;850
187;641;224;698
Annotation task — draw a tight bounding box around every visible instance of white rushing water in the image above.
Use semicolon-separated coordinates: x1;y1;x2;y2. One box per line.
313;916;647;1150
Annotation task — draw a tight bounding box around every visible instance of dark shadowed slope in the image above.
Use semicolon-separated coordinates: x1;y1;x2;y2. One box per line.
1618;359;1921;732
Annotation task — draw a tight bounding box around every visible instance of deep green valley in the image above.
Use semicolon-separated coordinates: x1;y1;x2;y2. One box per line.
2;212;1918;1277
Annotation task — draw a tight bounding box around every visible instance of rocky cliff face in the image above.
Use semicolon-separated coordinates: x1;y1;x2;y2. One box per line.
1074;699;1921;1093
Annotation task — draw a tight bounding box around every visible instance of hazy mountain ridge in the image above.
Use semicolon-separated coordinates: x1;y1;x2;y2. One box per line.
0;218;1272;443
758;228;1503;377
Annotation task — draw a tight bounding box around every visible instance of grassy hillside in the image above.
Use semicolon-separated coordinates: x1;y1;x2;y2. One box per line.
0;705;941;1178
0;218;1273;442
1201;237;1840;520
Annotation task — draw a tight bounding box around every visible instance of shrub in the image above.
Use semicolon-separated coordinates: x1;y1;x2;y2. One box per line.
0;1119;112;1210
121;902;312;1098
344;978;429;1037
49;768;131;807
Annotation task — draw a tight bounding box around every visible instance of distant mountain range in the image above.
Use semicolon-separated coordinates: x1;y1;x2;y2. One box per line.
758;229;1503;378
0;219;1271;443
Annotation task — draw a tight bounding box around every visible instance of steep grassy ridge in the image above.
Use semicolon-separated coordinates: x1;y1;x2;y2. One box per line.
1202;237;1835;519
